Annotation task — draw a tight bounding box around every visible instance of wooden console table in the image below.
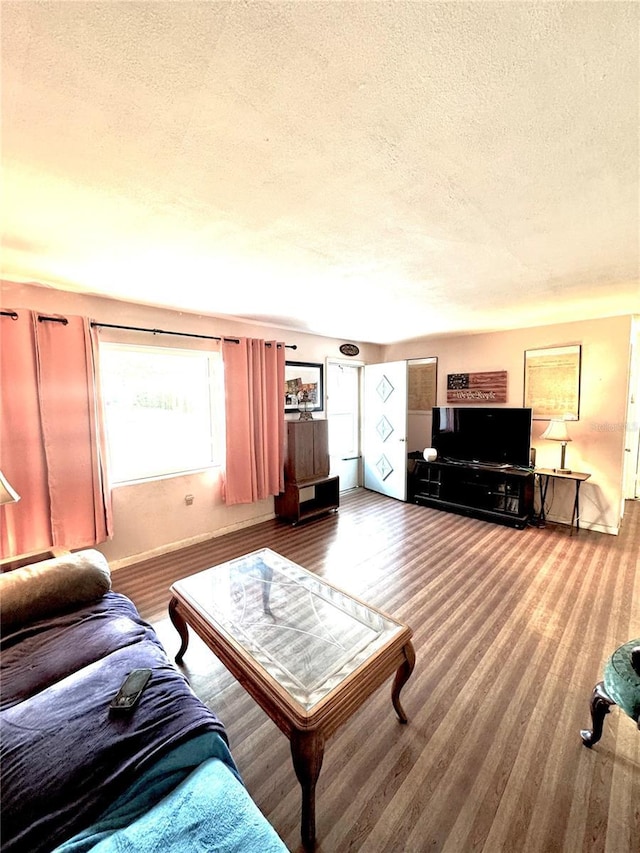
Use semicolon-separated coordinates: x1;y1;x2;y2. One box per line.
535;468;591;533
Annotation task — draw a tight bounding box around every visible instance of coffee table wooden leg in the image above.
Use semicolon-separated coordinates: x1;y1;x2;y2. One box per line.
169;597;190;663
392;641;416;724
290;729;325;847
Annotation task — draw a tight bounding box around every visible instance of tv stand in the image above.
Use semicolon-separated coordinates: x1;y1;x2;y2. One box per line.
409;458;534;529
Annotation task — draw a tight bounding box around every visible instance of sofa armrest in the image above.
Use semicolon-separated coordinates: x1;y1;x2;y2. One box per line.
0;549;112;630
1;547;70;574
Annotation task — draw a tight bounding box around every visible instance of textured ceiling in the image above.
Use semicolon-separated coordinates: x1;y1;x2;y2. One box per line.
2;1;638;344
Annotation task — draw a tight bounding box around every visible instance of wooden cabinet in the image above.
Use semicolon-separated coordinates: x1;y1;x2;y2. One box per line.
276;420;338;523
409;459;534;529
275;476;340;525
284;420;329;483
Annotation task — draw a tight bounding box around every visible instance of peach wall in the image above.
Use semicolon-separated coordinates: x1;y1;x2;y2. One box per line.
1;280;383;565
384;315;634;534
1;279;632;560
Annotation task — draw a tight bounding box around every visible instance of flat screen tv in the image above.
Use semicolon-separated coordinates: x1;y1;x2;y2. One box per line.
431;406;532;468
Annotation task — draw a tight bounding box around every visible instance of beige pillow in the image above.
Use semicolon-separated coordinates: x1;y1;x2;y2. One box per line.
0;549;112;631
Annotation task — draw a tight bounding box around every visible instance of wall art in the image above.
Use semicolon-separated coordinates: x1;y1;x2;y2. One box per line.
524;345;581;419
446;370;507;403
284;361;324;413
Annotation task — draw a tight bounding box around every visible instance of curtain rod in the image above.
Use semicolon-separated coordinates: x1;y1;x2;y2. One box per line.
1;311;69;324
0;312;296;348
39;315;68;325
90;321;297;349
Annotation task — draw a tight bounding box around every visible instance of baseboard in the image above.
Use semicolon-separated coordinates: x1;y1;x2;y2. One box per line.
107;512;276;571
542;513;619;535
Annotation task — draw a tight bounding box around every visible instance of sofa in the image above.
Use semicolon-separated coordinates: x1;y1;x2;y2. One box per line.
0;549;288;853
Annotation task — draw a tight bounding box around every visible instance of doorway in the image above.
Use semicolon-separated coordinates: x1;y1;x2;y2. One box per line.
361;357;437;502
362;361;408;501
326;360;362;491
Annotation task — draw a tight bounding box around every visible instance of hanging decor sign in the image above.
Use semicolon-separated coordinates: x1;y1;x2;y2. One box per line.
339;343;360;357
446;371;507;403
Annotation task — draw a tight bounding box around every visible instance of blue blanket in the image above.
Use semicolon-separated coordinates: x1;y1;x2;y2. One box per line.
55;733;288;852
86;758;288;852
1;593;227;853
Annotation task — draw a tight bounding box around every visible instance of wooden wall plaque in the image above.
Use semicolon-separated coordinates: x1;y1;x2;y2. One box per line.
446;371;507;403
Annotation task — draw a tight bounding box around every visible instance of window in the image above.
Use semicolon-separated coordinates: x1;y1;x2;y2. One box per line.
100;343;222;483
327;362;360;460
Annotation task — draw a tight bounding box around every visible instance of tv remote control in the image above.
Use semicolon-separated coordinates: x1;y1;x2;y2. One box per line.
109;668;152;712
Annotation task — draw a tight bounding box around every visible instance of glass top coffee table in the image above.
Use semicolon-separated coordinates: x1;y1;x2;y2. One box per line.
169;548;415;846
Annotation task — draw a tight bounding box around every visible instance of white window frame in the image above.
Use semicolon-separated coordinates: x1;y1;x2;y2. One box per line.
100;342;223;484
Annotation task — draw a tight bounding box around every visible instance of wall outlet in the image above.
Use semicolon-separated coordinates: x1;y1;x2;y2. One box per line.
184;494;194;506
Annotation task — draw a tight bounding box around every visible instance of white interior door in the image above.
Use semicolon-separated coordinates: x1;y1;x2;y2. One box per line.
327;360;362;490
363;361;408;500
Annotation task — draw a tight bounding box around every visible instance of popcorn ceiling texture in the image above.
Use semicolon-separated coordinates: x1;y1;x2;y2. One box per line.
1;2;638;343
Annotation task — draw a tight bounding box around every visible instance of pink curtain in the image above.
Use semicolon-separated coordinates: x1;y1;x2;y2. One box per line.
0;312;51;555
222;338;285;505
0;311;112;557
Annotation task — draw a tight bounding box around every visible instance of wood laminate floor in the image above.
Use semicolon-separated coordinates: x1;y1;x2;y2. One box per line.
113;490;640;853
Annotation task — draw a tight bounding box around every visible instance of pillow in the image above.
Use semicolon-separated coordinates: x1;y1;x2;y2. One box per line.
0;549;112;630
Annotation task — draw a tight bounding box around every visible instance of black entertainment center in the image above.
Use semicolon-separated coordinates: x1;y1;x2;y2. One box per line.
409;406;535;529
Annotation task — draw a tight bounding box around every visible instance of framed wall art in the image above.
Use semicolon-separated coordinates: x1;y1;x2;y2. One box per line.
446;370;507;404
524;345;581;420
408;357;437;411
284;361;324;413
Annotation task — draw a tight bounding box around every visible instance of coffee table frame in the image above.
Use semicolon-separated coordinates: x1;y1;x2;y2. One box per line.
169;565;415;846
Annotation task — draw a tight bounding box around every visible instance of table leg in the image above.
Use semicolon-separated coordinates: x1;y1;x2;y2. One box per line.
538;474;550;526
571;480;582;534
290;729;325;847
391;641;416;724
580;681;616;746
168;597;190;663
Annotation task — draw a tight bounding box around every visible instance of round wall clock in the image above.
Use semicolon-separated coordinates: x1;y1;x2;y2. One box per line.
339;343;360;357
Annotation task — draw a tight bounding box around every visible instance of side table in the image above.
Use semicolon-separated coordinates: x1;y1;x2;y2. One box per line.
535;468;591;533
581;639;640;746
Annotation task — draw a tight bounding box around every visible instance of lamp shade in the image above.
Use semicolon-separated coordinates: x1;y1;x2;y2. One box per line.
0;471;20;505
540;420;572;442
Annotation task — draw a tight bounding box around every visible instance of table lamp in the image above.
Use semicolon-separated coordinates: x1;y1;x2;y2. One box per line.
541;419;572;474
0;471;20;505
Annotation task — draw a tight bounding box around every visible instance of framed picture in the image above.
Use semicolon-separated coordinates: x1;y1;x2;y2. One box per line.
284;361;324;413
408;357;437;412
524;345;581;420
446;370;507;404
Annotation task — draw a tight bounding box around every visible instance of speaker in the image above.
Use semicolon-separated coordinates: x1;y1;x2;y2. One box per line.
530;447;536;468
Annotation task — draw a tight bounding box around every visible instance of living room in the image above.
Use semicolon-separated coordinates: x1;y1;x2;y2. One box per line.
1;278;637;568
2;283;639;851
2;2;639;851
